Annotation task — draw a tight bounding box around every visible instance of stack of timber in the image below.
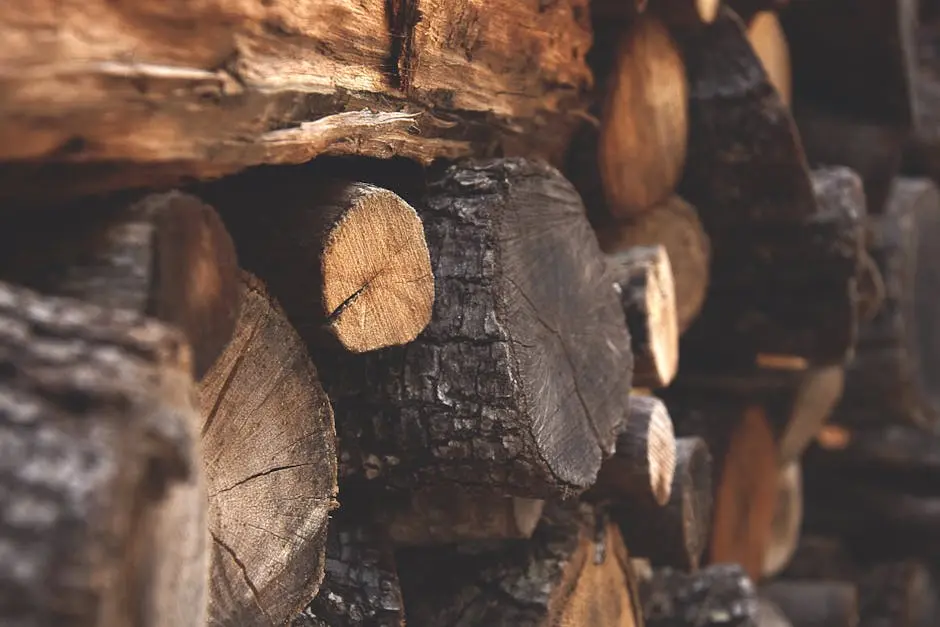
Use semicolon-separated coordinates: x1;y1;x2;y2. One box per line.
0;0;938;626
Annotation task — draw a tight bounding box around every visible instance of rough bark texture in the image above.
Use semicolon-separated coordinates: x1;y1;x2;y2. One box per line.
762;462;802;578
0;0;594;203
292;516;404;627
383;488;545;546
322;158;634;498
832;177;940;428
205;174;434;353
610;246;679;389
198;272;338;627
398;502;642;627
612;436;714;571
674;8;865;366
598;14;688;217
760;581;859;627
588;394;677;506
641;564;760;627
0;190;240;379
0;281;207;627
597;195;711;334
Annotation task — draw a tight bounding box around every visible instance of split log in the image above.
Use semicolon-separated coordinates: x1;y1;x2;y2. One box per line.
398;503;643;627
832;177;940;428
0;281;207;627
641;564;760;626
322;158;634;497
598;15;688;217
674;8;866;367
610;246;680;388
292;518;404;627
611;436;714;571
206;175;435;353
760;581;859;627
746;11;792;106
384;489;545;546
0;0;594;202
777;366;845;464
587;394;678;506
597;195;711;334
0;190;240;378
198;272;338;627
762;462;802;578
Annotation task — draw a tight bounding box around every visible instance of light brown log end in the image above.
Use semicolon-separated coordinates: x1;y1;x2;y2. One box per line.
762;461;803;578
746;11;791;106
778;365;845;464
599;15;688;217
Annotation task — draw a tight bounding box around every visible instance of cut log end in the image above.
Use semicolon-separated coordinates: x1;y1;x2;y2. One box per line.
611;245;680;388
762;461;803;578
320;183;435;353
746;11;791;106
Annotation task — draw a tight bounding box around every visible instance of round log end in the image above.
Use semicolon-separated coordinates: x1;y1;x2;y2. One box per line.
746;11;791;106
322;183;435;353
697;0;721;23
645;398;679;505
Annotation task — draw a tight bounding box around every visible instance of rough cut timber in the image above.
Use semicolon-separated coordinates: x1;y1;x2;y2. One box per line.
831;177;940;428
0;190;240;379
398;502;642;627
198;272;338;627
762;461;802;578
673;8;866;367
760;581;859;627
746;11;791;106
641;564;760;627
204;173;434;353
609;246;680;388
597;195;711;334
0;0;595;202
321;158;634;497
611;436;714;571
598;14;688;217
587;394;677;506
383;488;545;546
0;281;207;627
293;515;404;627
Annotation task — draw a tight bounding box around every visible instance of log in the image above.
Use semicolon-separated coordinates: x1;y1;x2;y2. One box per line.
760;581;859;627
0;0;594;202
598;14;688;217
641;564;760;627
591;0;720;26
728;0;791;24
398;503;642;627
612;436;714;571
856;561;938;627
198;272;338;627
292;517;404;627
322;158;634;497
587;394;678;506
831;177;940;428
777;366;845;464
384;489;545;546
746;11;791;106
610;246;680;388
674;8;866;366
0;190;240;379
205;174;434;353
0;281;207;627
757;600;794;627
597;195;711;334
762;462;803;578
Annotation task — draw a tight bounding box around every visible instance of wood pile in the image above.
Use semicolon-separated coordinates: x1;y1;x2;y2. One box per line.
2;1;940;626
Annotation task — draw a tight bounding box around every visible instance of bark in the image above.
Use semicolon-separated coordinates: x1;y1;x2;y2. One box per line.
612;436;714;571
674;6;867;366
322;158;634;498
204;174;434;353
398;502;642;627
760;581;859;627
0;0;594;203
292;517;404;627
597;195;711;334
198;272;338;627
762;462;802;578
598;14;688;217
641;564;760;627
746;11;791;106
0;281;207;627
832;177;940;428
0;190;240;378
383;489;545;546
610;246;680;388
588;394;678;506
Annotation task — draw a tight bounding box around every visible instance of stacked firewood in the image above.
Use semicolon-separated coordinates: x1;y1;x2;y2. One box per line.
1;0;939;626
